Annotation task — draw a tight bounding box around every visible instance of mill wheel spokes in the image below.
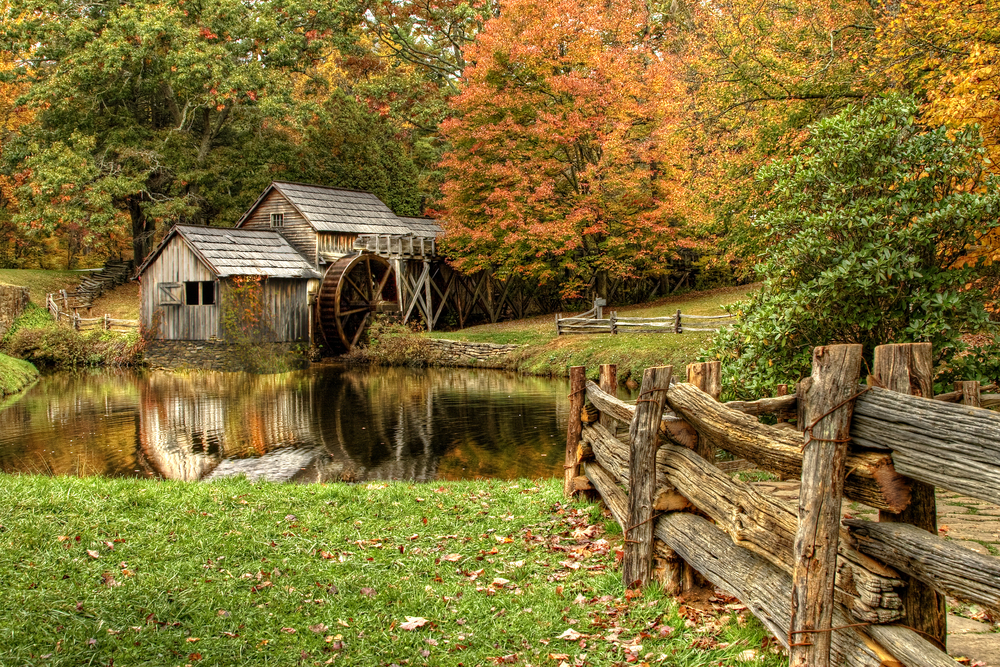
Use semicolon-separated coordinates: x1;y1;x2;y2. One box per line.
316;253;399;353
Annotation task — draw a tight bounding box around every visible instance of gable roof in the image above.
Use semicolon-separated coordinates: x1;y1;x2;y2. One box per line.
136;225;321;280
236;181;416;236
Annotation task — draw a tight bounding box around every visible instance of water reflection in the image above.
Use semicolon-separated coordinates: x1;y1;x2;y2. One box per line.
0;366;578;483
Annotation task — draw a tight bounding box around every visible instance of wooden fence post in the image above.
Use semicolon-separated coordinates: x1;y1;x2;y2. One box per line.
686;361;720;463
956;380;981;408
776;384;789;423
598;364;617;432
623;365;673;589
610;311;617;335
565;366;586;497
556;313;562;336
871;342;947;649
73;312;80;331
674;309;682;334
789;344;863;667
104;313;111;331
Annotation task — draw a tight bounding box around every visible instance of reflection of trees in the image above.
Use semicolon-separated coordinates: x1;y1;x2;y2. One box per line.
1;366;572;483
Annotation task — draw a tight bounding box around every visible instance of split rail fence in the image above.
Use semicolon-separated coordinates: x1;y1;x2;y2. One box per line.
46;290;138;331
564;343;1000;667
556;299;733;336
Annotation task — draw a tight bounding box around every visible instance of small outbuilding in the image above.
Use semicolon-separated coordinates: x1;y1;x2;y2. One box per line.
137;225;320;343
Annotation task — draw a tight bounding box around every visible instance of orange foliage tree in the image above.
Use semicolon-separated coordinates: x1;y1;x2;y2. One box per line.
438;0;693;297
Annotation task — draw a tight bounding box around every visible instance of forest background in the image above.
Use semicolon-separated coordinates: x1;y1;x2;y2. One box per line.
2;0;1000;394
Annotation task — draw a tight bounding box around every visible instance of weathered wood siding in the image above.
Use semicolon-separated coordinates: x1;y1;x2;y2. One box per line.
140;236;219;340
265;279;310;343
318;232;357;256
241;190;318;266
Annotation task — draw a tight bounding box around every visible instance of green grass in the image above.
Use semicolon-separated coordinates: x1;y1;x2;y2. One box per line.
0;475;785;667
0;352;38;398
0;270;81;306
424;285;754;381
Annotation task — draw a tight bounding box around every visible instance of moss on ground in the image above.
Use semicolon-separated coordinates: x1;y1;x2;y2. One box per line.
0;474;785;666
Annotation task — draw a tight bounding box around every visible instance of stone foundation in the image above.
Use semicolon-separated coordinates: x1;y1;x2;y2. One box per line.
144;339;299;372
425;338;522;368
0;284;29;339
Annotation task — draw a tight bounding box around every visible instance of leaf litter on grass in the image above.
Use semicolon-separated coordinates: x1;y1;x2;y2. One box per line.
0;476;786;666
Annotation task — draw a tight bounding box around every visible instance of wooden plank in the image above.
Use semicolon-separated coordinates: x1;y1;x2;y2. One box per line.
790;344;863;667
623;366;672;589
845;518;1000;615
665;382;911;512
686;361;720;461
565;366;586;497
870;342;947;649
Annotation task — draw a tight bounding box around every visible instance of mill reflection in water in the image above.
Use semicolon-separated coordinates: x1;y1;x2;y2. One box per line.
0;366;572;483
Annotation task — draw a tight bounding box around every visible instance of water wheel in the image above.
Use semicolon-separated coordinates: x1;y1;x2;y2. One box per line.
316;253;399;353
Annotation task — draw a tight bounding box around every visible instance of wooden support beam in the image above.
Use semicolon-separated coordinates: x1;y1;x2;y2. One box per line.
870;342;947;649
844;518;1000;615
623;366;672;589
790;344;863;667
776;384;789;423
565;366;586;497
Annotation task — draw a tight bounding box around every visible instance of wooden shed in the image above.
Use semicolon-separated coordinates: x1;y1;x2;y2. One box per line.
137;225;321;342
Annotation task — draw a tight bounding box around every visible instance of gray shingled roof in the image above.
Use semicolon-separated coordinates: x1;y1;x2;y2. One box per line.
137;225;321;279
398;216;443;238
271;182;414;235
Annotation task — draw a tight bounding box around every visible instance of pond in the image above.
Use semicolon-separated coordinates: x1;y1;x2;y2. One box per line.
0;365;612;484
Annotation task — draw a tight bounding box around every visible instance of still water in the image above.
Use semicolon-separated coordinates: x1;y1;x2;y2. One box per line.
0;366;590;483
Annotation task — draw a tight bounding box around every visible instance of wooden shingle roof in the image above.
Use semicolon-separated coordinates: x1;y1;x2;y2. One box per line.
137;225;321;279
237;181;416;235
397;216;443;238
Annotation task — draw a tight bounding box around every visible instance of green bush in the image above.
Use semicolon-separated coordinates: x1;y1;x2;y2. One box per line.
344;316;439;367
0;302;56;346
704;95;1000;399
4;325;143;368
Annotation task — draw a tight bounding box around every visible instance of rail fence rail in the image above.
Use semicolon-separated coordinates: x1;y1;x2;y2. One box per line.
555;299;734;335
45;260;138;332
563;343;1000;667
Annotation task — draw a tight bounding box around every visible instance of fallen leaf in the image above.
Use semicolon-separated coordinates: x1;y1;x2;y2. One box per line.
441;554;463;562
557;628;583;641
187;637;201;643
189;653;202;661
736;649;758;662
86;550;100;559
360;587;376;598
282;627;296;634
309;624;328;633
401;616;428;631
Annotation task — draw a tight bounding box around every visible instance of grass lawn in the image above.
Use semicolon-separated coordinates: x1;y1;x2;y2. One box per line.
90;281;141;320
0;475;784;667
424;285;754;381
0;352;38;398
0;270;81;307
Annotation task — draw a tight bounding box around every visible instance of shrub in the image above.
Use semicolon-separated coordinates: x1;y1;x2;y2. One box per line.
703;95;1000;399
343;316;438;367
4;324;144;368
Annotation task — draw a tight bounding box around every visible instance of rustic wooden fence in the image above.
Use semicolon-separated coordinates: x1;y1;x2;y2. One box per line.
564;343;1000;667
46;291;138;332
556;300;733;335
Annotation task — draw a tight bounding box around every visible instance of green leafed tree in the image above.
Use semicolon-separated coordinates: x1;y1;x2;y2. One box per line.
704;95;1000;399
1;0;420;264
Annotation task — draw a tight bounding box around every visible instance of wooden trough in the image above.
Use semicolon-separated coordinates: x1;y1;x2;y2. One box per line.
566;342;1000;667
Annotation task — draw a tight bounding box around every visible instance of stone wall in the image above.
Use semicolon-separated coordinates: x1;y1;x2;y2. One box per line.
424;338;522;368
0;285;29;339
144;339;299;372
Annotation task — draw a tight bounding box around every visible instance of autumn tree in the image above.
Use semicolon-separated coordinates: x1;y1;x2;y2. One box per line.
1;0;420;264
439;0;692;297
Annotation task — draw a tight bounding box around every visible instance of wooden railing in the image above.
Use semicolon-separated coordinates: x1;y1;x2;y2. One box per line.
556;300;734;335
565;343;1000;667
46;292;138;332
354;234;438;258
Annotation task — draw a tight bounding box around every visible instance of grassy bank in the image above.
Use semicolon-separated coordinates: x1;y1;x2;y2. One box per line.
0;269;80;306
0;352;38;398
0;475;783;666
358;286;753;382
